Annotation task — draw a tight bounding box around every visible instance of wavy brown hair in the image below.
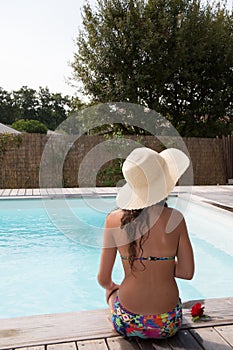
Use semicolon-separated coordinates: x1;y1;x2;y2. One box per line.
120;200;167;270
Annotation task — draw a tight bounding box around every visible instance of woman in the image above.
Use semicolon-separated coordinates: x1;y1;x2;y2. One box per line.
97;147;194;339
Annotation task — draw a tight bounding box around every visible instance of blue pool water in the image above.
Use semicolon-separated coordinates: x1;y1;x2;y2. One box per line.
0;195;233;318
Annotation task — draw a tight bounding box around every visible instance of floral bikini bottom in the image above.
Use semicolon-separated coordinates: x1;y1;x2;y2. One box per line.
112;296;182;339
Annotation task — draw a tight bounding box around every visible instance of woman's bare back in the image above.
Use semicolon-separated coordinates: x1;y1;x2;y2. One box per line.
111;205;190;314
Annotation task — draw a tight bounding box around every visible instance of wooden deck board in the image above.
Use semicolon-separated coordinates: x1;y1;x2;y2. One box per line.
19;347;45;350
107;337;140;350
190;327;232;350
47;342;77;350
77;339;108;349
32;188;41;196
166;329;203;350
182;297;233;329
2;189;12;196
215;325;233;347
0;309;114;349
10;189;18;196
25;189;33;196
138;338;171;350
0;298;233;350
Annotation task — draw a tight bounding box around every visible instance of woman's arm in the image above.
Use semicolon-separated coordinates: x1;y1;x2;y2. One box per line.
97;213;120;298
97;246;118;289
175;217;194;280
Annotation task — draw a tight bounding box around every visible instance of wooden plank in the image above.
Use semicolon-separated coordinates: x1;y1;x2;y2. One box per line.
71;188;94;195
17;188;26;196
0;309;116;349
182;297;233;329
139;339;172;350
18;346;45;350
2;189;12;196
67;188;80;194
64;188;80;195
39;188;49;196
53;188;66;195
46;188;57;195
190;327;231;350
47;342;77;350
33;188;41;196
77;339;108;349
107;336;140;350
26;189;33;196
215;325;233;347
167;330;203;350
107;337;174;350
10;189;18;196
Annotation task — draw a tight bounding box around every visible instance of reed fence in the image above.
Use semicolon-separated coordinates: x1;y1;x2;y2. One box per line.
222;133;233;182
0;134;228;188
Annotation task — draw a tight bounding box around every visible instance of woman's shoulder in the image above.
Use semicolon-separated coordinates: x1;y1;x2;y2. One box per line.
106;208;123;227
166;206;184;219
108;208;123;217
163;206;186;232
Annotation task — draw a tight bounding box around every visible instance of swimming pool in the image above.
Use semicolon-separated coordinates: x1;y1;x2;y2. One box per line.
0;195;232;318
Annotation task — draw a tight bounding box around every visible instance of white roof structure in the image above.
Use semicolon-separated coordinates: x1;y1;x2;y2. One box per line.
0;123;21;134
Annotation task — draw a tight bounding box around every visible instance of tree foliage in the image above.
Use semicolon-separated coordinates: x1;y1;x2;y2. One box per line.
12;119;48;134
71;0;233;137
0;86;83;131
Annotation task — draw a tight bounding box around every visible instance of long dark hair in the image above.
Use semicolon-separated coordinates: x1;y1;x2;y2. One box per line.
120;200;167;270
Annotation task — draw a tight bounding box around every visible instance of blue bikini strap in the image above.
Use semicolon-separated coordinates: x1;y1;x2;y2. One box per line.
121;255;175;261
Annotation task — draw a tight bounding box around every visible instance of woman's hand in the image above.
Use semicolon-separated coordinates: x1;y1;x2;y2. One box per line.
105;282;120;303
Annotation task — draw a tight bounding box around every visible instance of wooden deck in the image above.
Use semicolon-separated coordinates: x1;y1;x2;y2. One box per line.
0;186;232;208
0;187;119;198
1;297;233;350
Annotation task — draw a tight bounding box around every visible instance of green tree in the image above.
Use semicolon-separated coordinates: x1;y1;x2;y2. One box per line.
12;119;48;134
72;0;147;103
37;87;75;130
162;1;233;137
12;86;39;121
0;86;79;131
0;88;17;125
71;0;233;137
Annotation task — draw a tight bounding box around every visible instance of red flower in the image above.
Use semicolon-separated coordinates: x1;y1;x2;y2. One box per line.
191;303;205;318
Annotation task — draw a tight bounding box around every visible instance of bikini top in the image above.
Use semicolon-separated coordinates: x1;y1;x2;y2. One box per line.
120;255;175;261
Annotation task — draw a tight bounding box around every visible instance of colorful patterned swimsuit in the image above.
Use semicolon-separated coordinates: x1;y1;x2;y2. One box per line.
112;255;182;339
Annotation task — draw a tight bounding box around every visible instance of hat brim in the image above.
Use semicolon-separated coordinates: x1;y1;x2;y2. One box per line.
116;148;190;210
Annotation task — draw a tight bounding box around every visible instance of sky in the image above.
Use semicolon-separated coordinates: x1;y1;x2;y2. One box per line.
0;0;96;97
0;0;232;98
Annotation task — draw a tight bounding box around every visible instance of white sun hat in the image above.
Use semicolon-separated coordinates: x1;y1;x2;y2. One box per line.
116;147;190;210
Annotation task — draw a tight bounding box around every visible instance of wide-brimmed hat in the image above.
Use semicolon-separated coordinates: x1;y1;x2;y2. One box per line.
116;147;190;210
